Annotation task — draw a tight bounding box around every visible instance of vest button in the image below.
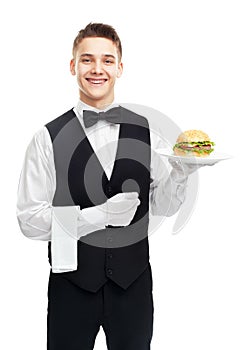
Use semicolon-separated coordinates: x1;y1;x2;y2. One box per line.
107;185;113;196
108;253;113;259
107;268;113;275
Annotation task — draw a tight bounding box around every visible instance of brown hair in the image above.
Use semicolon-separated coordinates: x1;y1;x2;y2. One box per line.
72;23;122;61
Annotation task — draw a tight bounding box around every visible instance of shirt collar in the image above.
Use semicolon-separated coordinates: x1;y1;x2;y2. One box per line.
74;100;119;129
76;99;118;114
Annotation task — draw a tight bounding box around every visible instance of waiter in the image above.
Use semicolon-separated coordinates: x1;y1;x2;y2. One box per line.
17;23;200;350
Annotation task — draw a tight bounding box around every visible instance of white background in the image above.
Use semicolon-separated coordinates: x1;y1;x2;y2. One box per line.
1;0;244;349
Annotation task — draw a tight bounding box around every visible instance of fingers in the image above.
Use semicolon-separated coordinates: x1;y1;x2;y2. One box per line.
126;198;141;209
109;192;139;202
119;192;140;208
122;192;139;200
106;192;140;227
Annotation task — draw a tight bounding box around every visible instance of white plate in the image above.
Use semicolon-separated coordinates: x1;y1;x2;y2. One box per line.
158;150;233;165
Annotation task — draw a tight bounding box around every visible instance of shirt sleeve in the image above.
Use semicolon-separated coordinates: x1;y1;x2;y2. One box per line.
16;127;56;241
149;122;188;217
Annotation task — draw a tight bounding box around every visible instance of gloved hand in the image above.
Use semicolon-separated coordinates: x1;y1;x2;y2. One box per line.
168;158;212;182
78;192;140;229
103;192;140;226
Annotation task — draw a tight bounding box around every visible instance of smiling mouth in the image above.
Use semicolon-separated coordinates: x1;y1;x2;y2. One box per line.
86;78;108;86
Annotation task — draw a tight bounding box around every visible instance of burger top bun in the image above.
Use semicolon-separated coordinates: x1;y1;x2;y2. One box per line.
176;129;211;143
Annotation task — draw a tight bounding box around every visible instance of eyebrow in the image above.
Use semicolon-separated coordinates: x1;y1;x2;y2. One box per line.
79;53;116;59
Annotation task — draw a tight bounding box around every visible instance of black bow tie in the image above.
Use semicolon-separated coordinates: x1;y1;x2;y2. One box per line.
83;107;122;128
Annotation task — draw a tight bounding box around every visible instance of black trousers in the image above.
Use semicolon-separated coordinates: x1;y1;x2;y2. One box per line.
47;265;154;350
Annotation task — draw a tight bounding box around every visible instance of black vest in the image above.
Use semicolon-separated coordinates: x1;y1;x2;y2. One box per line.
46;106;151;292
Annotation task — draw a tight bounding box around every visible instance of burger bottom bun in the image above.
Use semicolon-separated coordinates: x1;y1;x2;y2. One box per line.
173;148;210;158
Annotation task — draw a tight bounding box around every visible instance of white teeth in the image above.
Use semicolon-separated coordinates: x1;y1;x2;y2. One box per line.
88;79;105;84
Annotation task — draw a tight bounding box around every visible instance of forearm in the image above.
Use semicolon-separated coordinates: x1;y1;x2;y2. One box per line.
150;170;188;217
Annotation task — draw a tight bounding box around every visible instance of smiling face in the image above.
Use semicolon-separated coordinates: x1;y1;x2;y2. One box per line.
70;37;123;109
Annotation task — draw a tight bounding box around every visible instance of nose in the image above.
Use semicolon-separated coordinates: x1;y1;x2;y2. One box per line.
91;60;103;74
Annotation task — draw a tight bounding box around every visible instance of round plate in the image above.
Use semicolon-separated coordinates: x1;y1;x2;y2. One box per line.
158;150;233;165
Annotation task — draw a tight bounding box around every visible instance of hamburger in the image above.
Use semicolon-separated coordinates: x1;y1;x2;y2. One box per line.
173;130;215;157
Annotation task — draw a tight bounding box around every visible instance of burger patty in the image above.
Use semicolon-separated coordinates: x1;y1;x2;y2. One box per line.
179;144;212;151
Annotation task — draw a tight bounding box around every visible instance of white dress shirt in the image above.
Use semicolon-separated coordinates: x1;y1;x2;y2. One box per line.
16;101;187;271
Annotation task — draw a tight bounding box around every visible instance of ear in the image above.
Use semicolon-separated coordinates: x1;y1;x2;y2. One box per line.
116;61;123;78
70;59;76;76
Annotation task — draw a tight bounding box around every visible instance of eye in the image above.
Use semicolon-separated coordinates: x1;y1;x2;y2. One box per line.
81;58;91;63
105;59;114;64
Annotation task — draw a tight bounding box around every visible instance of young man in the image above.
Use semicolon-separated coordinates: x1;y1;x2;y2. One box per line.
17;23;198;350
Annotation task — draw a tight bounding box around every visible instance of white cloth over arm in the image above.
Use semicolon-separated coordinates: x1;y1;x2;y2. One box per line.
51;206;80;272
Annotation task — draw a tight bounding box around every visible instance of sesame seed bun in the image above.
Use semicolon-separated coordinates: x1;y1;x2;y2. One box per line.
176;130;211;144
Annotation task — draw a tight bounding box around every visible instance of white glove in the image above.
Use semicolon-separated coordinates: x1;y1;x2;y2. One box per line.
78;192;140;231
168;158;212;182
103;192;140;226
166;158;213;207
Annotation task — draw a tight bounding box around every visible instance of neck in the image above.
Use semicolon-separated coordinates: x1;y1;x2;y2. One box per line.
79;95;114;110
